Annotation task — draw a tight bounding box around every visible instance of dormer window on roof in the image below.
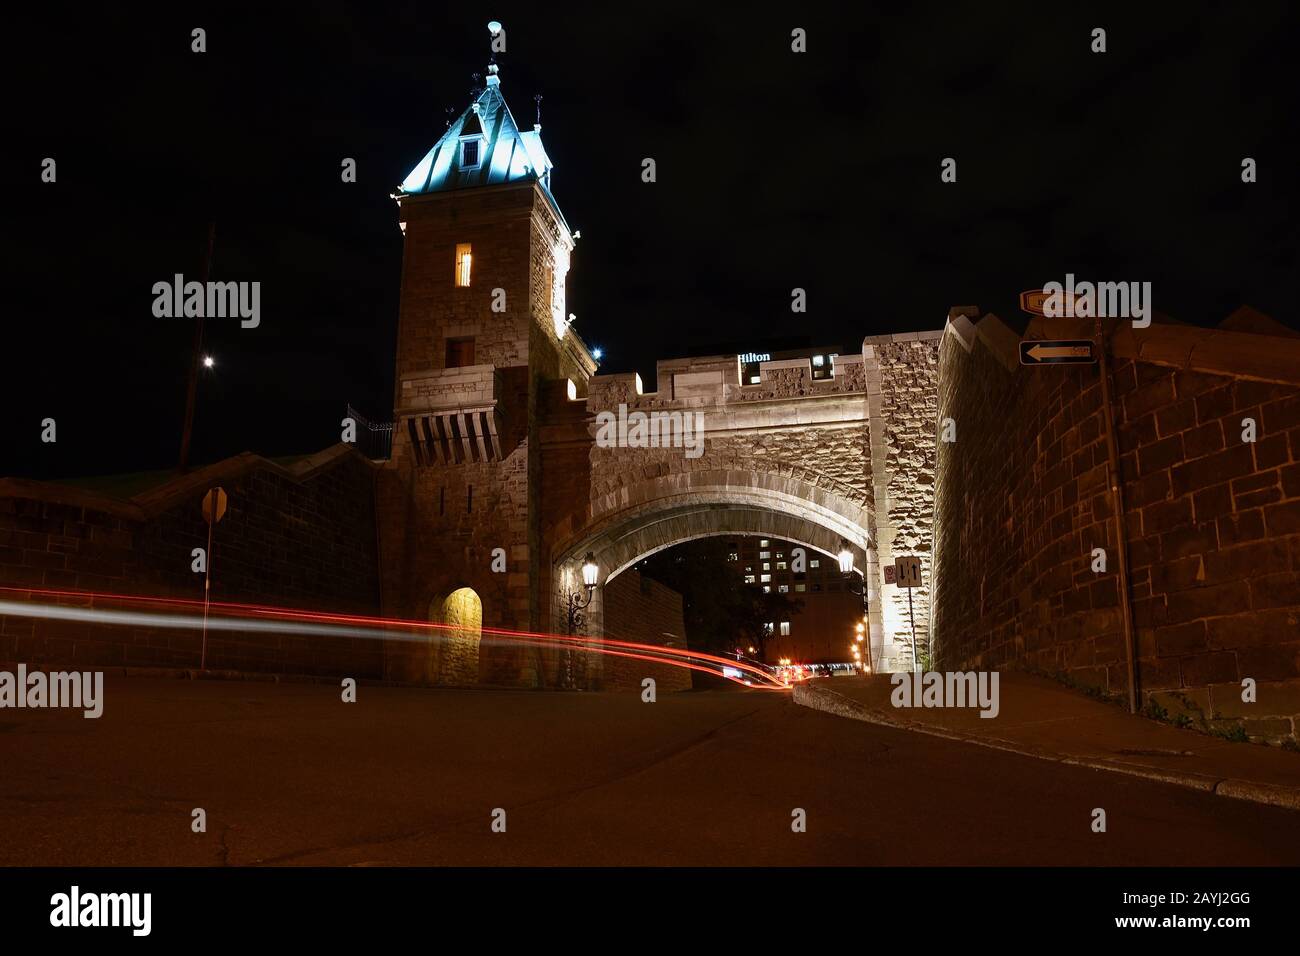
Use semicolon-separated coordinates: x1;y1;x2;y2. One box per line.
459;106;485;169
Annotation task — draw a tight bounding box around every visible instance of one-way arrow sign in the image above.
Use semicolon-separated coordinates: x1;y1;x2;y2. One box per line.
1019;339;1096;365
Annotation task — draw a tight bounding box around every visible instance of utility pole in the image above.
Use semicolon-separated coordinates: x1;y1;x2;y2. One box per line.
178;221;216;473
1095;316;1139;714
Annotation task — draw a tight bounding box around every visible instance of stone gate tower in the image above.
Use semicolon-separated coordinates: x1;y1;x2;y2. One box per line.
377;62;598;685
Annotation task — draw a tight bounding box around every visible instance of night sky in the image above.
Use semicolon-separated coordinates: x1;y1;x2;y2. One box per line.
4;3;1297;481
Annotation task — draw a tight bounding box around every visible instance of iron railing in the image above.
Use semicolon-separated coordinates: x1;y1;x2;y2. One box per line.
346;403;394;461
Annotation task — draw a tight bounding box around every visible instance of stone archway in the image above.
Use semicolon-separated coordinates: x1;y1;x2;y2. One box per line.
430;586;483;685
549;495;880;687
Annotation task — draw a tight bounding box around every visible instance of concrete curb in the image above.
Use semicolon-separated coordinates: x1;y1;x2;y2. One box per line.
792;681;1300;813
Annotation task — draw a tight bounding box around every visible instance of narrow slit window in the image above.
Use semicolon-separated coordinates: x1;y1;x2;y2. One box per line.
455;243;472;287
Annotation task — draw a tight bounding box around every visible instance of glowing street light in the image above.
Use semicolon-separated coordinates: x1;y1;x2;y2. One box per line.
837;541;855;575
202;355;215;369
580;551;599;590
563;552;600;689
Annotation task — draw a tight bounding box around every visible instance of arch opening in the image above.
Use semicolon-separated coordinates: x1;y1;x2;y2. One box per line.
430;586;483;685
550;497;884;681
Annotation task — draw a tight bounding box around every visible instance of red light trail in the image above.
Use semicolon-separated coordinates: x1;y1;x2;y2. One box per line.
0;585;792;689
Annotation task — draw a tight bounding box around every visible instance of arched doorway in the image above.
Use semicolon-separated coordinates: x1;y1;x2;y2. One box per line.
431;586;482;685
550;497;880;686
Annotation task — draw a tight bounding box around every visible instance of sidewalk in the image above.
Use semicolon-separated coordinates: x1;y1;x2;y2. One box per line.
793;673;1300;811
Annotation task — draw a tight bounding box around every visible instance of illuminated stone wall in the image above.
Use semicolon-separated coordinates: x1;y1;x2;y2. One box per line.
933;311;1300;743
863;331;943;670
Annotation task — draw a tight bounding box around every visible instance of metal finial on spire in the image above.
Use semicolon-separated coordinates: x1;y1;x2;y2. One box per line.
486;21;504;87
534;93;542;131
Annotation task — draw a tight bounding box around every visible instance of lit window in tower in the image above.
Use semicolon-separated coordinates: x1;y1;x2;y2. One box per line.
455;244;472;287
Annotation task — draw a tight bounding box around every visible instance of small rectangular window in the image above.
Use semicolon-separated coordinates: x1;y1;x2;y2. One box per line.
462;139;479;167
744;575;756;584
446;337;475;368
760;574;771;583
780;621;791;636
810;558;820;569
455;243;472;287
778;585;789;593
795;584;806;592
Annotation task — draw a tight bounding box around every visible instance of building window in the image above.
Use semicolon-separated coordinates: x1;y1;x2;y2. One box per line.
760;574;771;583
762;586;770;594
744;575;756;584
446;337;475;368
749;374;761;384
775;552;784;559
461;139;480;168
778;585;789;593
727;551;739;562
455;243;472;287
810;558;820;569
760;540;769;547
795;584;806;592
776;561;787;571
759;551;770;560
762;563;770;571
779;621;791;636
744;565;752;573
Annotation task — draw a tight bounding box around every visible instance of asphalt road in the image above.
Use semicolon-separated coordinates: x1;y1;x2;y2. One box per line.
2;676;1299;866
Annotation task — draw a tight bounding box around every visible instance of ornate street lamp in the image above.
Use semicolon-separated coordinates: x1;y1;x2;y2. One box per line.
838;539;865;597
562;552;599;689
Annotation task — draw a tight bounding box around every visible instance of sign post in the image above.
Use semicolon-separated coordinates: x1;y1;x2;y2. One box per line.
893;556;922;672
1017;309;1138;713
200;487;228;670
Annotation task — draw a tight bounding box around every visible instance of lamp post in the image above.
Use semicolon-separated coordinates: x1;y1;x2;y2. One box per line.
838;540;875;673
563;552;599;689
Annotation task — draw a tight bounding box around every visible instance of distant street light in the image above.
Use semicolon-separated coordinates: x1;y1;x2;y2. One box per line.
202;355;215;369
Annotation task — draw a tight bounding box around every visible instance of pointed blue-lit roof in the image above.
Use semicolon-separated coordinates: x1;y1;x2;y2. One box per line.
400;71;563;224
